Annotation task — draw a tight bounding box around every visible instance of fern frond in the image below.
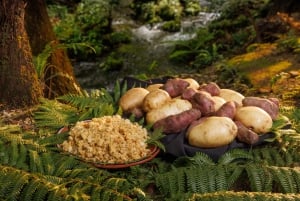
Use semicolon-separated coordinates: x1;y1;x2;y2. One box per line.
146;129;166;151
58;89;117;120
29;150;44;174
268;166;298;193
34;98;79;130
217;148;253;165
251;147;300;167
226;165;244;188
189;191;300;201
189;152;216;166
245;163;272;192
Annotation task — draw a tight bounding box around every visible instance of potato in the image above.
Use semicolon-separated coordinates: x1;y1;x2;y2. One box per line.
162;78;190;98
235;106;273;134
182;78;200;90
199;82;221;96
153;108;201;133
119;87;149;112
146;99;192;124
187;116;238;148
211;96;226;111
219;89;245;106
142;89;171;112
242;97;279;120
190;91;215;116
146;83;163;92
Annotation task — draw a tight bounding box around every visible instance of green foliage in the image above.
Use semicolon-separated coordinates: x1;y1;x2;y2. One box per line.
169;28;222;69
155;146;300;198
49;0;123;58
190;191;300;201
34;84;122;131
131;0;200;24
99;52;124;72
276;34;300;53
161;20;181;32
0;119;148;201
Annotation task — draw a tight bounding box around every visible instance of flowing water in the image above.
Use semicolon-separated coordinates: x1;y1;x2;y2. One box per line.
73;1;219;90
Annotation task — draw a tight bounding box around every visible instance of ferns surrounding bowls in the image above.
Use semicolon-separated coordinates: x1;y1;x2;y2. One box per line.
0;82;300;201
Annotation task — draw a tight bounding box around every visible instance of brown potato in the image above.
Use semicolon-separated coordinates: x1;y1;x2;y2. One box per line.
187;116;238;148
146;99;192;124
235;106;273;134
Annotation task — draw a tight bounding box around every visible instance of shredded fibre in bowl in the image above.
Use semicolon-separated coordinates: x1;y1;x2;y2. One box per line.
60;115;151;164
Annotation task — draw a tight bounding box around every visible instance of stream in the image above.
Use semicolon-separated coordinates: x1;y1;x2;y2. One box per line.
73;0;220;90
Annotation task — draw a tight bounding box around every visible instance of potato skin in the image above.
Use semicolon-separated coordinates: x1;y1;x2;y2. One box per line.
215;101;237;119
190;91;215;116
146;99;192;124
199;82;221;96
235;121;259;145
183;78;200;90
146;84;163;92
119;87;149;112
219;89;245;106
187;116;238;148
142;89;171;112
211;96;226;111
153;108;201;133
162;78;190;98
242;97;279;120
235;106;273;134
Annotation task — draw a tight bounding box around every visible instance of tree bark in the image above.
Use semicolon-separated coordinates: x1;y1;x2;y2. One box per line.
25;0;81;99
0;0;43;108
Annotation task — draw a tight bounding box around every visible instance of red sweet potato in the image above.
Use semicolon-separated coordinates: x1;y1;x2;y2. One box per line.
162;78;190;98
153;108;201;133
181;88;197;101
215;101;237;119
235;121;259;145
242;97;279;120
190;91;215;116
199;82;221;96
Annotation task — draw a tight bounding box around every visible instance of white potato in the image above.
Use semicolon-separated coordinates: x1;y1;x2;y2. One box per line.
146;83;163;92
187;116;238;148
235;106;273;134
119;87;149;112
211;96;226;111
146;99;192;124
182;78;200;90
142;89;171;112
219;89;245;106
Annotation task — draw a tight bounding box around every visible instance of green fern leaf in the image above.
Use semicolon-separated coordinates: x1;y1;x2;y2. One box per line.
22;179;39;201
269;166;298;193
29;150;44;174
245;164;265;192
53;156;81;177
6;174;28;201
226;165;244;188
16;143;29;170
218;148;253;165
215;165;229;191
8;141;19;166
32;186;49;201
34;98;79;130
190;152;215;166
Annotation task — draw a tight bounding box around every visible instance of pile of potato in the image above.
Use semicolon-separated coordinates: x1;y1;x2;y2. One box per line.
119;78;279;148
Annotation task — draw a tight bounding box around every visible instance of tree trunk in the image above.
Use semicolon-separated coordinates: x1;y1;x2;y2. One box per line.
25;0;81;99
0;0;43;108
